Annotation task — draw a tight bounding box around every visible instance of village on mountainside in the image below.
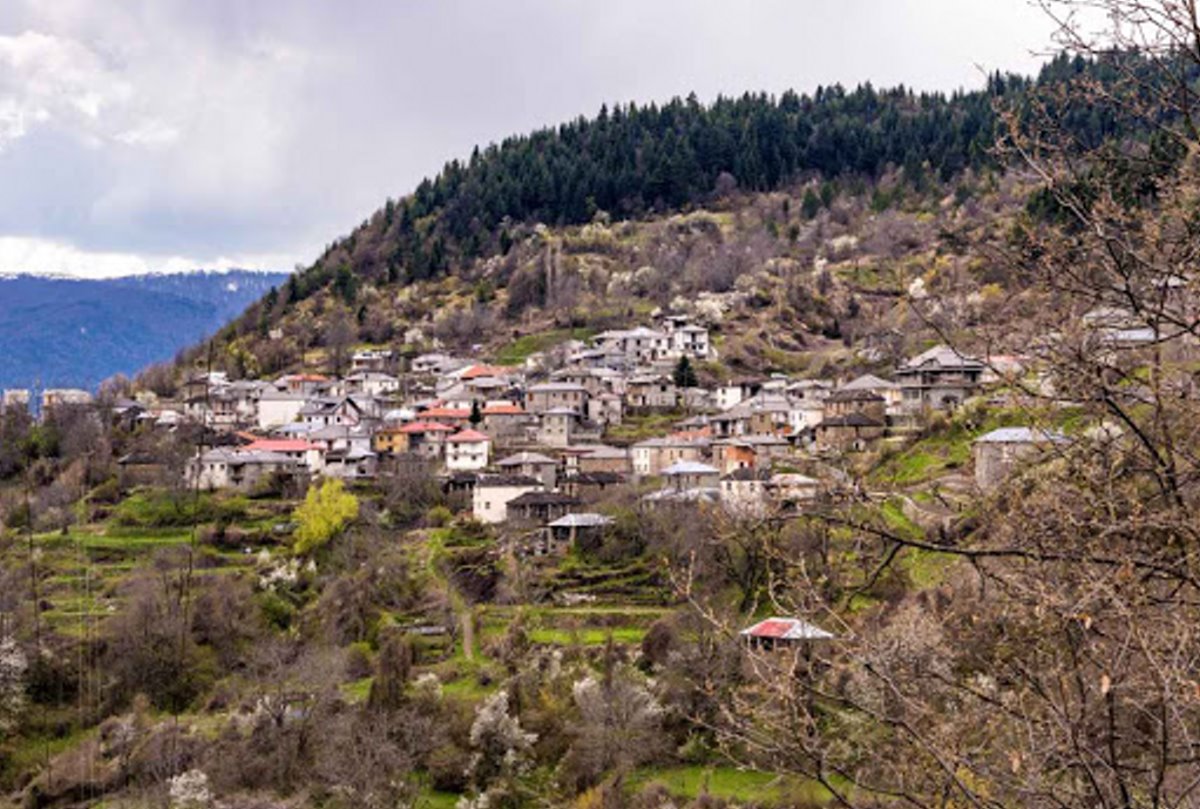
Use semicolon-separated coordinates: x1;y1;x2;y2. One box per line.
5;297;1146;558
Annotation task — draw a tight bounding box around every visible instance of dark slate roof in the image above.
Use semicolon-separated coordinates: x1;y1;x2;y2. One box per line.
475;474;541;488
507;491;581;507
820;412;884;428
722;467;771;482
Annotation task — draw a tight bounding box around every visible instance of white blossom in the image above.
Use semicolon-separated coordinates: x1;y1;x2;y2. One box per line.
465;689;536;789
168;769;211;808
0;633;27;737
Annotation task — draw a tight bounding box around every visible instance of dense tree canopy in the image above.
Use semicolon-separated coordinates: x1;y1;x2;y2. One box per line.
280;54;1145;307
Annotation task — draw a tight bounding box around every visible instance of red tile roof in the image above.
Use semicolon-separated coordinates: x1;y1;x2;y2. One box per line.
482;403;524;415
461;364;512;380
397;421;456;434
448;429;490;443
243;439;318;453
740;617;834;641
422;407;471;420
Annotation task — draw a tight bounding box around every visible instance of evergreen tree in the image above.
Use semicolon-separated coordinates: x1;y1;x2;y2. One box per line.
673;356;698;388
801;187;821;218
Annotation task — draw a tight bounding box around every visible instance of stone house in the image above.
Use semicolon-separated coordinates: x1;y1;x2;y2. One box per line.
631;436;708;477
577;446;631;476
506;491;581;524
525;382;588;414
662;460;721;491
545;513;614;552
496;451;559;489
896;345;985;412
814;412;885;451
973;427;1067;491
625;375;678;410
480;402;529;439
839;374;902;412
188;449;299;493
720;467;771;516
822;389;887;422
587;392;624;426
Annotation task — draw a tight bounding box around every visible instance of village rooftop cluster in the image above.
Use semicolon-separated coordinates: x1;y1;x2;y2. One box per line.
1;308;1089;563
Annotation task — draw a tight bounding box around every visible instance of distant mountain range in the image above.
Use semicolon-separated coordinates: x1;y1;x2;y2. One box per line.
0;271;290;392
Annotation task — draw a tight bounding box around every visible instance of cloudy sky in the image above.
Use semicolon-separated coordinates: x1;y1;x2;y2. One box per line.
0;1;1059;278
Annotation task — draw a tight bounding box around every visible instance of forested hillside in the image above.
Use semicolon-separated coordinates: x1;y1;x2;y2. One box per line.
289;53;1134;291
9;10;1200;807
166;52;1152;387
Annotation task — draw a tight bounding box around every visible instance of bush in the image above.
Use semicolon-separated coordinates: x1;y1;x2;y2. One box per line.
257;591;295;630
346;641;374;680
113;491;248;529
426;743;470;793
293;479;359;554
89;477;121;504
426;505;453;527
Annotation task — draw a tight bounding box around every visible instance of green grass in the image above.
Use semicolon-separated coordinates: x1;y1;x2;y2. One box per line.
342;676;374;703
2;725;97;786
629;765;831;807
872;407;1028;487
526;627;647;645
477;601;668;648
492;327;596;365
414;786;462;808
440;675;501;700
903;548;956;588
879;499;922;542
604;409;689;444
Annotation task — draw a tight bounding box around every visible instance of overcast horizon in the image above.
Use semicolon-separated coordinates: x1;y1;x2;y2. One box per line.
0;1;1062;279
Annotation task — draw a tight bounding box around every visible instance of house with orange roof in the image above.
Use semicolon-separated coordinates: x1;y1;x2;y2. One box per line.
242;438;324;473
420;406;472;426
446;428;491;471
481;401;530;439
278;373;330;396
375;421;455;459
457;363;514;381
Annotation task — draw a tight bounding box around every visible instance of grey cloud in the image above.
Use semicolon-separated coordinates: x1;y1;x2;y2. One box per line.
0;0;1055;276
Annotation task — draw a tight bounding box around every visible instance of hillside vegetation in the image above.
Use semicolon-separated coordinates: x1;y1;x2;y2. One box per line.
5;22;1200;809
168;52;1143;384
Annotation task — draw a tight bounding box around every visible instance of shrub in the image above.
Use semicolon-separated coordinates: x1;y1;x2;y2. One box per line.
426;505;453;527
257;591;295;630
346;642;374;680
113;490;248;529
293;479;359;554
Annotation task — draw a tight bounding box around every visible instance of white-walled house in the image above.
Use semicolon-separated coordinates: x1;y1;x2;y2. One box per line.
241;439;324;475
720;467;771;516
472;474;544;523
257;390;307;430
669;324;712;359
716;379;763;411
344;372;400;397
446;428;491;471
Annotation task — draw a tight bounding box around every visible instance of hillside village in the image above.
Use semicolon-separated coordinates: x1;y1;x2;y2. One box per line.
5;20;1200;807
0;312;1063;533
0;185;1174;808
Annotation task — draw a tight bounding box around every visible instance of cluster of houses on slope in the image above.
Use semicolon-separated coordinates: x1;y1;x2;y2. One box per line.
3;313;1072;532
